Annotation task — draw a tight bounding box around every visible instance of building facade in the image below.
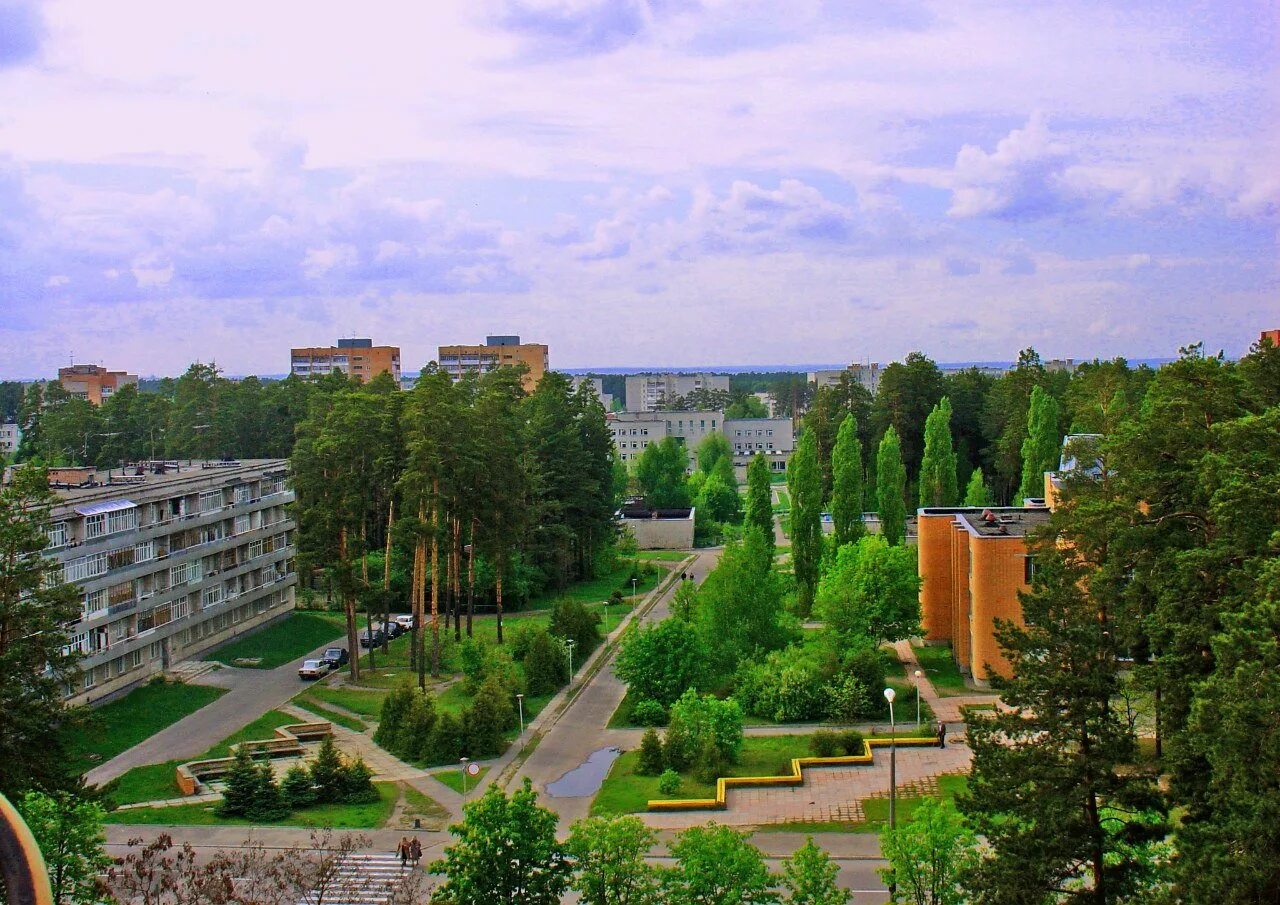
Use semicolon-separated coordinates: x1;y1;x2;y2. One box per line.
623;373;729;412
725;417;794;473
290;338;401;383
59;365;139;405
808;363;881;395
42;459;297;705
0;422;20;455
437;336;548;392
1261;328;1280;346
916;505;1050;685
571;375;613;411
609;410;723;466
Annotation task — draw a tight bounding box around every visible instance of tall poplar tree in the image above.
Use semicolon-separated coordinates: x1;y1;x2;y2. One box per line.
875;427;906;546
962;467;992;507
744;453;774;556
829;414;864;547
918;397;958;508
787;430;822;616
1018;385;1060;502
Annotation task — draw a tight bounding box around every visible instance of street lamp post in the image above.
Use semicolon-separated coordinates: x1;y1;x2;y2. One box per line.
914;669;922;728
460;757;469;799
884;687;897;831
516;693;525;735
631;576;638;599
567;639;576;678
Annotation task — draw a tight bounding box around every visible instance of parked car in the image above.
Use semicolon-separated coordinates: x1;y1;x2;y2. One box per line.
298;659;331;680
359;628;387;649
320;647;348;668
380;620;405;639
393;614;416;631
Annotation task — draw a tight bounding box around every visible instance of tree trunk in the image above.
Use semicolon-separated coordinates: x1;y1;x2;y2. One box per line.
339;527;360;682
452;516;462;643
414;503;426;690
430;480;441;678
466;517;476;638
361;524;373;672
382;499;393;656
495;553;505;645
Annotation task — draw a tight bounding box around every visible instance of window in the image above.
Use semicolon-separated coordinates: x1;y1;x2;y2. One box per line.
64;552;107;583
202;586;223;609
46;522;69;548
234;484;252;505
1023;555;1036;584
84;588;107;617
199;490;222;513
234;514;250;535
107;546;136;571
134;541;154;564
84;505;138;539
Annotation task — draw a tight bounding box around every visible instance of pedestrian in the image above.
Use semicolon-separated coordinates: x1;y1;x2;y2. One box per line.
936;721;947;749
409;837;422;867
397;837;410;868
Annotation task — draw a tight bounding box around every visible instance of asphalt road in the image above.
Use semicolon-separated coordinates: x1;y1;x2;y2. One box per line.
87;628;348;786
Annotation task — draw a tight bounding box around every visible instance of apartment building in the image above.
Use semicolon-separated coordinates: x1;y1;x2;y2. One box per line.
609;410;723;466
808;363;881;396
0;422;20;455
725;417;794;473
42;459;297;705
290;338;401;383
437;336;548;392
571;376;613;410
1261;328;1280;346
916;504;1051;685
624;373;729;412
59;364;139;405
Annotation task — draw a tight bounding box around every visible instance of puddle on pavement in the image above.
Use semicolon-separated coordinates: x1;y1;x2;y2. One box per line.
546;747;621;798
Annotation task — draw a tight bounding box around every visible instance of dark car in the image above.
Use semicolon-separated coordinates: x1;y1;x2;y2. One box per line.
383;620;405;638
359;629;387;649
320;647;349;668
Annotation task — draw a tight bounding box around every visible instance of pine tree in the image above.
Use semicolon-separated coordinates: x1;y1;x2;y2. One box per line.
875;427;907;545
744;454;775;555
962;467;992;507
280;764;315;809
1018;385;1060;502
217;747;260;818
637;728;666;776
787;431;823;616
830;415;864;548
962;544;1165;903
308;735;346;803
918;397;958;508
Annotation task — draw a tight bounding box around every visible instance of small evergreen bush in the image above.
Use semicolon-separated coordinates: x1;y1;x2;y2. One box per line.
657;769;681;796
636;728;666;776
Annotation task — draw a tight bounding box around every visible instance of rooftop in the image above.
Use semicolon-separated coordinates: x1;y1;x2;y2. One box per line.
920;506;1052;538
31;459;288;508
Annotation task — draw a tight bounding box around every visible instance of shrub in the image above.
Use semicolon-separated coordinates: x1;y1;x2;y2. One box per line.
837;730;865;755
549;598;602;654
217;746;260;818
523;630;569;696
402;693;439;762
822;672;874;723
373;679;417;751
630;698;667;727
508;623;539;661
616;619;706;706
464;675;515;758
657;769;682;796
692;734;727;785
308;736;347;802
340;757;379;803
772;664;825;723
425;712;464;764
280;764;315;809
637;728;666;776
664;690;743;769
843;646;888;700
809;731;842;758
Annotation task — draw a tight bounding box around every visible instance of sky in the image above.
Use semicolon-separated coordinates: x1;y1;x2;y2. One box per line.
0;0;1276;378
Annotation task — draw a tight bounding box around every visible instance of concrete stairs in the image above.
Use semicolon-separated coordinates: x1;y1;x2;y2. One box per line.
299;852;412;905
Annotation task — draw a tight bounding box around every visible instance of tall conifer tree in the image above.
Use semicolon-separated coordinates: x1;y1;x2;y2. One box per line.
1018;385;1060;502
744;453;774;556
787;431;823;616
918;397;958;508
875;427;906;545
830;414;864;547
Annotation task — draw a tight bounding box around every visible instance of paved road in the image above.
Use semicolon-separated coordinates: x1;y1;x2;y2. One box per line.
509;549;720;825
87;629;347;786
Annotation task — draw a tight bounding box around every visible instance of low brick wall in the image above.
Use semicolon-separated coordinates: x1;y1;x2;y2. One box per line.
648;735;940;812
175;721;333;796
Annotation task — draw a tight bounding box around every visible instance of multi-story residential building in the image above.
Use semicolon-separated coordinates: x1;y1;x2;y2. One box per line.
437;336;548;392
59;365;139;405
808;363;881;396
571;376;613;411
916;504;1051;686
609;411;796;474
1261;328;1280;346
0;422;20;455
623;373;729;412
725;417;794;473
290;338;401;384
40;459;297;705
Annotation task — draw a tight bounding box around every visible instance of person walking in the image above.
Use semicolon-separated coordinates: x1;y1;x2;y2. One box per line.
409;837;422;867
397;837;410;869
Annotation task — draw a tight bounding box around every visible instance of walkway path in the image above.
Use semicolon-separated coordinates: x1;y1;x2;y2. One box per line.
87;628;347;786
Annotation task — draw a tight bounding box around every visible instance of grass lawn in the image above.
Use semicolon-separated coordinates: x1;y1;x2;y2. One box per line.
297;685;388;719
291;699;367;733
857;774;969;831
772;489;791;511
525;562;663;610
400;783;450;830
105;709;300;806
68;680;226;774
911;643;971;696
209;611;346;669
635;551;691;563
433;766;489;795
591;735;818;816
111;781;399;828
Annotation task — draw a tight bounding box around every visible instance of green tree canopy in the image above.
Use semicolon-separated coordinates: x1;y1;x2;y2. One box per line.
616;618;708;706
661;824;778;905
917;397;958;508
1017;384;1061;502
875;427;906;545
962;467;992;507
566;815;659;905
815;535;920;648
787;430;823;615
744;453;775;554
830;414;864;548
635;437;691;509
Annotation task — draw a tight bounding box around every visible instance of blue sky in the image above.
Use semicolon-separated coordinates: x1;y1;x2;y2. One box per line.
0;0;1276;377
